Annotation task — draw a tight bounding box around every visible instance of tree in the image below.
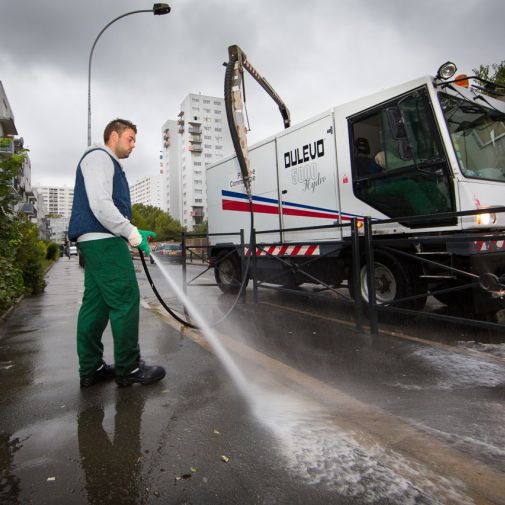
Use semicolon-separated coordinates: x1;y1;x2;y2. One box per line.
131;203;182;241
472;60;505;96
192;220;208;235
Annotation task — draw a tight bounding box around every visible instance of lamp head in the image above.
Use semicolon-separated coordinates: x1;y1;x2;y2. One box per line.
436;61;457;80
153;3;171;15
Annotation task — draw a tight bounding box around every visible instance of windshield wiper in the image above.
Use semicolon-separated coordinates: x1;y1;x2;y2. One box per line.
473;93;505;120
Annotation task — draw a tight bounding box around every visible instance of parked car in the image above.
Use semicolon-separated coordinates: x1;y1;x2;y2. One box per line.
154;243;183;263
69;245;78;256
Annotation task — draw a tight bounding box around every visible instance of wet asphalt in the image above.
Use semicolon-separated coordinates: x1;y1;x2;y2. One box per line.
1;257;505;504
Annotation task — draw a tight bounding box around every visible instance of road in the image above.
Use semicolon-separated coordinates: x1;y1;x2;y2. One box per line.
0;256;504;504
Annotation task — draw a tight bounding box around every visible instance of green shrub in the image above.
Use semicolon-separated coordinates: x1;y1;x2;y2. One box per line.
46;241;60;261
15;219;47;295
0;257;24;313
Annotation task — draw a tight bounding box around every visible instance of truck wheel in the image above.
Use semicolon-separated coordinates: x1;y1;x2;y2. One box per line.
350;251;426;310
215;251;243;294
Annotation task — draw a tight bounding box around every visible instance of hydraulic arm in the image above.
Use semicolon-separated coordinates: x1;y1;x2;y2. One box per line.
224;44;290;197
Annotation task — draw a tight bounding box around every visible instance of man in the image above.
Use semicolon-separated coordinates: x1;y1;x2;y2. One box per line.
68;118;165;387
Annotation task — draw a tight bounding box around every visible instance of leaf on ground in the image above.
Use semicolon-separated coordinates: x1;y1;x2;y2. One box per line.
220;455;229;463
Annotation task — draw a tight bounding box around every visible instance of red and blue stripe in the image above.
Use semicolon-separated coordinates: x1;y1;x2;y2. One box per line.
221;190;361;222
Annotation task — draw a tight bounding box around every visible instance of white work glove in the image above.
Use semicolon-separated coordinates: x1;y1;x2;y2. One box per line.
128;227;142;247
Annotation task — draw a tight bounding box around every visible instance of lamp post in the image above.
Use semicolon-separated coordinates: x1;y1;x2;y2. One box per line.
87;3;171;146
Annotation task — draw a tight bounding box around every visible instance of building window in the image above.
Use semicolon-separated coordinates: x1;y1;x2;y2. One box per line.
194;162;202;166
204;135;212;140
204;144;212;149
215;145;222;150
214;110;221;114
215;127;222;132
203;99;210;104
214;101;221;105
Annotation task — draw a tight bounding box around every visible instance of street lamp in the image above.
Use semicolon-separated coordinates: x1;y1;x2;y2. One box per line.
87;3;171;146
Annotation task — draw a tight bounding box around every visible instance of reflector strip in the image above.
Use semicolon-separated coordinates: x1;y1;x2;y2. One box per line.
245;245;321;256
474;240;505;252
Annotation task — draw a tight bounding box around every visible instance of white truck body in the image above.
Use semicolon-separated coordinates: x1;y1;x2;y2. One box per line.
208;76;505;242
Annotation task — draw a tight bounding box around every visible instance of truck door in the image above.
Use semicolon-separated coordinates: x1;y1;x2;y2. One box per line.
348;86;456;228
276;114;340;242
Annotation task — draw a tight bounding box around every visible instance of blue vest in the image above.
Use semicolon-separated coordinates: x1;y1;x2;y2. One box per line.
68;148;132;241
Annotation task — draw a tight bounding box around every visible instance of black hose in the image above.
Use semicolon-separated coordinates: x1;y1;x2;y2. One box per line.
139;250;199;329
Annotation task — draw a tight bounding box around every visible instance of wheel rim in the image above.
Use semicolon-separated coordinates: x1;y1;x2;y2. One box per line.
360;262;398;304
218;258;237;285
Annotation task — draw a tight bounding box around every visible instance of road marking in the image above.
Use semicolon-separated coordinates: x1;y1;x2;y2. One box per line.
150;301;505;504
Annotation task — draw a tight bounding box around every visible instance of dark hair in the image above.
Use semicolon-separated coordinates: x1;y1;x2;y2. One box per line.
103;118;137;143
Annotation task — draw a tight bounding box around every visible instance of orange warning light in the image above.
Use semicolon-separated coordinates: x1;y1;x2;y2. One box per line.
455;74;469;88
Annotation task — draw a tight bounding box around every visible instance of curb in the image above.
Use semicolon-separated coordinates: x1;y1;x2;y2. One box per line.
0;294;25;324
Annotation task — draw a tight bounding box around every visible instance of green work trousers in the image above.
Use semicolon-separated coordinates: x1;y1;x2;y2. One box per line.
77;237;140;378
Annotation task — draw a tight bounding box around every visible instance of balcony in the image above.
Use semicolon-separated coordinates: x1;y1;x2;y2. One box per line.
0;137;14;157
188;145;202;153
0;116;18;136
188;127;201;134
188;135;202;144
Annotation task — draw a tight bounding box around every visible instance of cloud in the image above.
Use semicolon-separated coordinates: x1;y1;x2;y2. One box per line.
1;0;504;187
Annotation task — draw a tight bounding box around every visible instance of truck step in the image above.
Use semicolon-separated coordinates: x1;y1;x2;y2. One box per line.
416;251;451;256
420;275;457;279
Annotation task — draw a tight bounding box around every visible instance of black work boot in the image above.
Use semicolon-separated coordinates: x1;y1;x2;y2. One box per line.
116;363;166;387
80;361;115;387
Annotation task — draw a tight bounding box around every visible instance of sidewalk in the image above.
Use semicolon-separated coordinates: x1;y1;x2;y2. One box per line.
0;257;333;505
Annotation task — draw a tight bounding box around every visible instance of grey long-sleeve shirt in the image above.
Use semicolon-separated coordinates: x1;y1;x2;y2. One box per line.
77;144;136;243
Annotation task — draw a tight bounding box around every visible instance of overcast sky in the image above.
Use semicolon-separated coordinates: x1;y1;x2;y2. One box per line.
1;0;504;188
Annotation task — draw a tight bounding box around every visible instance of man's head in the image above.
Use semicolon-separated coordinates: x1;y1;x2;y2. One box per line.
103;118;137;159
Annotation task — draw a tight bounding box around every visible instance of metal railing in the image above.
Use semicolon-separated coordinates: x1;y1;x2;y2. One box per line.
180;205;505;334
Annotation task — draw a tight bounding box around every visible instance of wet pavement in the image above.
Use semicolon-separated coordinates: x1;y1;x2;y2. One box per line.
1;257;505;504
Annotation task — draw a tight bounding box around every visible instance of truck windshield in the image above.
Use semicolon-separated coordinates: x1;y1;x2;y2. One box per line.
439;93;505;182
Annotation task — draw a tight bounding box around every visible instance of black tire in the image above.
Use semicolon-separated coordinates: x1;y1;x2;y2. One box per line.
349;251;426;310
214;251;243;294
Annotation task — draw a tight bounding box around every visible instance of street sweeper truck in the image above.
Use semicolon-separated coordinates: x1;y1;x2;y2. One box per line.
207;52;505;320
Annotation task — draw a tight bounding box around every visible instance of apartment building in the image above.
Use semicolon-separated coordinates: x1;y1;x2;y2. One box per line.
130;173;164;209
163;93;233;230
34;185;74;219
1;81;48;236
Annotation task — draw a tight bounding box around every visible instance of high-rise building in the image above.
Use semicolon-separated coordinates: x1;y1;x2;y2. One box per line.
163;93;233;230
160;119;180;219
34;185;74;219
130;174;164;209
